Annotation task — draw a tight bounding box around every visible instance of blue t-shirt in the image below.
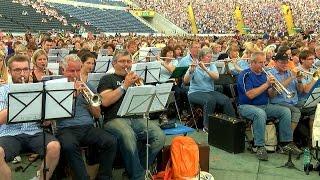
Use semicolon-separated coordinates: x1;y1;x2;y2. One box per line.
268;68;298;105
188;64;218;94
237;68;269;105
177;54;194;67
57;83;95;128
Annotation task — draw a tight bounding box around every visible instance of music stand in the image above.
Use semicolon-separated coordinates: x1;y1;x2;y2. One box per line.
169;66;189;79
7;81;75;179
138;47;161;62
48;48;70;63
87;73;105;88
132;61;161;84
94;55;113;73
117;84;171;179
303;86;320;108
47;62;60;75
214;61;227;74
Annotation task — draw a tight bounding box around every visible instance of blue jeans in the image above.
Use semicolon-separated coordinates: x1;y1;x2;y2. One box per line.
238;104;292;146
104;118;165;180
188;91;236;128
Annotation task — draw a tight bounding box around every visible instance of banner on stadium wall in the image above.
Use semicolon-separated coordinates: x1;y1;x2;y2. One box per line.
132;10;155;17
281;4;296;36
234;6;246;34
187;3;198;34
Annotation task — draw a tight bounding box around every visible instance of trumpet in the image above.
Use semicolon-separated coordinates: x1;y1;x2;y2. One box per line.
78;81;102;107
262;68;295;98
124;68;144;86
296;69;320;81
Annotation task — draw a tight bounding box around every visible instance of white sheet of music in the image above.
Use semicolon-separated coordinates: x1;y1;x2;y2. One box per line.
8;83;43;122
117;85;155;117
312;103;320;147
304;87;320;108
87;73;105;88
47;62;60;75
138;47;161;62
149;83;173;112
45;82;74;119
94;55;113;73
131;61;161;83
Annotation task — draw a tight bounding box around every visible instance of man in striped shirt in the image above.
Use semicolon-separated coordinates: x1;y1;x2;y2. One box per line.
0;55;60;180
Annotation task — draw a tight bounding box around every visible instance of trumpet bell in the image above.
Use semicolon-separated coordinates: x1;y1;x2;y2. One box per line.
91;94;102;107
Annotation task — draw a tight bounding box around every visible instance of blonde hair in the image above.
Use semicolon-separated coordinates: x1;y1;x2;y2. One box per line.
31;49;47;65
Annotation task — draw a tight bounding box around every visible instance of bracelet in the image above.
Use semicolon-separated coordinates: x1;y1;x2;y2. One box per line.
120;85;126;94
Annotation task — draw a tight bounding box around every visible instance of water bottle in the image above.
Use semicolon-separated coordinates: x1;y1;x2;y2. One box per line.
303;148;311;175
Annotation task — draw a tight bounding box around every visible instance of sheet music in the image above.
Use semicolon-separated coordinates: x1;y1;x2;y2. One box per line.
48;48;70;63
304;87;320;108
87;73;105;88
117;85;155;117
138;47;161;62
312;103;320;147
150;83;173;112
8;83;43;122
45;82;74;119
94;55;113;73
214;62;226;74
131;61;161;83
47;62;59;75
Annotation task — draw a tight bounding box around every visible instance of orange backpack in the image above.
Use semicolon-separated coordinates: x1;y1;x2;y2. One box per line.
158;136;200;180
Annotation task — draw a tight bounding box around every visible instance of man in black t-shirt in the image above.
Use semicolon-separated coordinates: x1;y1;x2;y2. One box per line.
97;50;165;180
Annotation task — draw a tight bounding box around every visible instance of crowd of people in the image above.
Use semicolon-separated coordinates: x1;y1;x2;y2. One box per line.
133;0;320;34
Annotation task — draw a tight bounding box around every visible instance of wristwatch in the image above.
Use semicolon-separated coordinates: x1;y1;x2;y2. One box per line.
120;85;126;94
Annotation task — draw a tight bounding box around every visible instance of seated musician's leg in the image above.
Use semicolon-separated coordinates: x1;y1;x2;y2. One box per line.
104;118;145;180
265;104;292;143
83;127;117;180
131;118;165;169
56;129;89;180
211;91;236;117
0;136;22;180
278;104;301;131
29;132;60;180
188;92;216;129
239;105;267;147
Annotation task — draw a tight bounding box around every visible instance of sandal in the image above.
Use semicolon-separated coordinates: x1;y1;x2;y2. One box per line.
28;154;39;162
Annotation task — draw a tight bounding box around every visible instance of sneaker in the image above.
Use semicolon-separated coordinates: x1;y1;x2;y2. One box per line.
12;156;21;164
256;146;268;161
202;127;208;134
280;142;303;155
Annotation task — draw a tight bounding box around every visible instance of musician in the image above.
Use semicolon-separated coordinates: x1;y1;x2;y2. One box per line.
296;50;318;136
103;43;115;56
178;41;201;67
80;52;96;83
56;54;117;180
30;49;53;83
184;47;236;132
237;51;301;161
268;53;304;131
97;50;165;180
126;40;138;55
0;55;60;179
158;46;177;83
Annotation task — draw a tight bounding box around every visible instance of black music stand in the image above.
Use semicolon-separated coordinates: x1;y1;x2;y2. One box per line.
117;85;170;179
48;48;70;63
303;87;320;108
87;73;106;88
138;47;161;62
7;81;76;179
133;61;161;84
94;55;113;73
169;66;189;79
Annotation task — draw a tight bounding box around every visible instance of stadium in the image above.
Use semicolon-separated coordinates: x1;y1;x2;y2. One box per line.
0;0;320;180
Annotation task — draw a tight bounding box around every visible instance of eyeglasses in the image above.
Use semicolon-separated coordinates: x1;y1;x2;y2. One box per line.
12;68;29;73
117;60;133;64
